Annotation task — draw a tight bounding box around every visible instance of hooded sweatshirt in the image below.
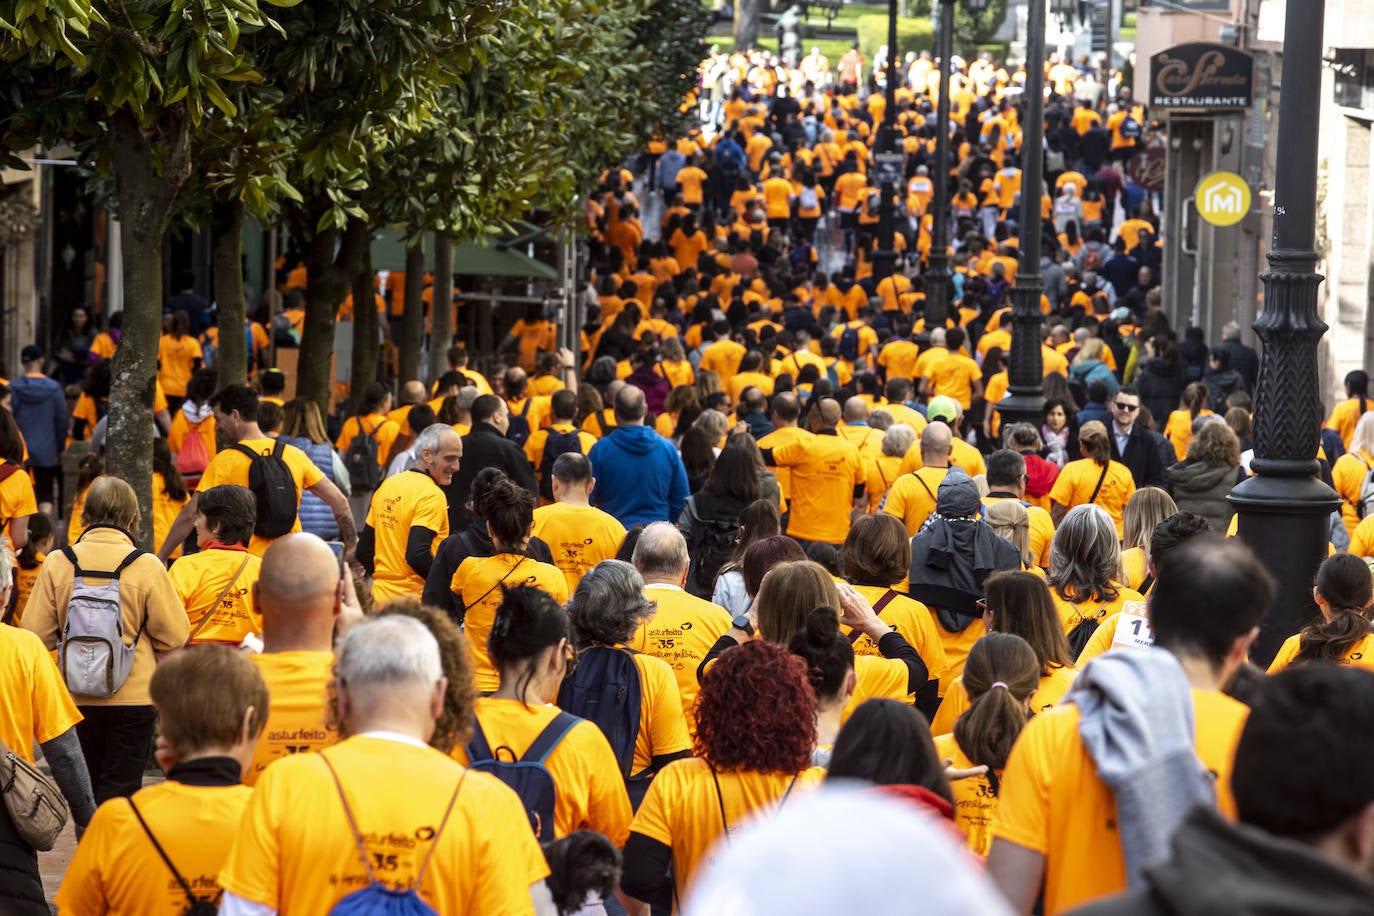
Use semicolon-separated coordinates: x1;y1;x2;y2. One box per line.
589;424;690;527
1167;459;1240;532
9;373;68;467
908;469;1021;631
1071;648;1215;889
1073;805;1374;916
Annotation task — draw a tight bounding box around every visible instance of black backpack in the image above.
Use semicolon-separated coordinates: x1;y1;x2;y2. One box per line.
539;428;585;501
1119;115;1142;140
838;324;861;362
1067;604;1106;660
686;495;740;600
557;646;647;807
344;418;384;492
507;398;534;448
230;441;299;539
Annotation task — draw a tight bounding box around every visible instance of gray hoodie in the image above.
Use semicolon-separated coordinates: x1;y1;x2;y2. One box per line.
1071;647;1216;887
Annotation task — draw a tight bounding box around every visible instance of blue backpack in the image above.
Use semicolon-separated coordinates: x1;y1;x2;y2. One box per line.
557;646;647;806
322;754;468;915
466;711;580;842
838;324;861;361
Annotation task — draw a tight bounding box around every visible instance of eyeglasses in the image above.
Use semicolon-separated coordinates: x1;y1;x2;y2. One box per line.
976;597;989;613
563;643;579;677
1113;402;1140;412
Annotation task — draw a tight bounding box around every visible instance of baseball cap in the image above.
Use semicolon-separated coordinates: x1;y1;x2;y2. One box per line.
20;345;43;364
927;395;960;424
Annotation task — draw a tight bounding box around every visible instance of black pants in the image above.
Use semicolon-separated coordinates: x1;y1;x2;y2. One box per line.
29;464;61;510
75;704;157;803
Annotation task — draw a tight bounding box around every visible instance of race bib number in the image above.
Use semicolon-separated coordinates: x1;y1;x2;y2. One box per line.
1111;602;1154;650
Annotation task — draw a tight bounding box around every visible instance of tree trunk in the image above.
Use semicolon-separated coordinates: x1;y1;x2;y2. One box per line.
734;0;760;50
350;241;379;407
107;112;191;550
298;214;369;412
397;242;425;386
427;233;454;382
211;198;247;390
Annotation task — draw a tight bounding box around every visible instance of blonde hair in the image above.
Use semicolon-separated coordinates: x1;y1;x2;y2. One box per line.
1121;487;1177;560
281;397;330;445
984;500;1033;567
82;476;141;535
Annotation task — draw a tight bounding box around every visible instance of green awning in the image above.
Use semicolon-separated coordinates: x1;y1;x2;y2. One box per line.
452;239;558;280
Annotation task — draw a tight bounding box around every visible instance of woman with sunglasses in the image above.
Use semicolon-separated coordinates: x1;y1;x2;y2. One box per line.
453;584;633;850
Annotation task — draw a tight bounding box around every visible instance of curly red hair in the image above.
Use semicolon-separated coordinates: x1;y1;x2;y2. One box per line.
694;640;816;773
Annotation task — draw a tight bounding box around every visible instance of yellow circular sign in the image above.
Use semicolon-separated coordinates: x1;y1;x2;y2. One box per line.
1195;171;1251;227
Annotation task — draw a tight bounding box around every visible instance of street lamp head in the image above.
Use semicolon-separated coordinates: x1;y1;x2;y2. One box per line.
963;0;990;11
1050;0;1076;13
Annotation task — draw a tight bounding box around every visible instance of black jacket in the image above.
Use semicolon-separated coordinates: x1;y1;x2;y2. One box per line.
1069;806;1374;916
1134;357;1184;425
441;423;539;532
422;521;554;622
1215;338;1260;392
1109;424;1169;489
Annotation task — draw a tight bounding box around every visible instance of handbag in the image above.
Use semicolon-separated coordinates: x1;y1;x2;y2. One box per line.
0;736;69;851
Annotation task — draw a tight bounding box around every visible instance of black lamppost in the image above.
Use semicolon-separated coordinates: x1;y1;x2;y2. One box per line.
1228;0;1338;668
923;0;957;328
873;0;902;282
998;0;1075;427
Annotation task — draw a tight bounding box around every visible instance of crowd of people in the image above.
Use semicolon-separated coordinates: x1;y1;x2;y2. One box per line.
2;40;1374;916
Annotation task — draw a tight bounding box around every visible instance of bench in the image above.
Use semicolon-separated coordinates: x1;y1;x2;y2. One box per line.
800;0;844;28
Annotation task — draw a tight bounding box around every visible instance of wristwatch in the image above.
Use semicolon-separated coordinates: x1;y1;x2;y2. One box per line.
732;615;754;637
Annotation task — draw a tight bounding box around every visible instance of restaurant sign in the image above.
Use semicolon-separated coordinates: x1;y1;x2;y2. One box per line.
1150;43;1254;110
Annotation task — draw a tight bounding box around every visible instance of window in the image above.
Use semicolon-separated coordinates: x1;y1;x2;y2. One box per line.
1331;49;1374;112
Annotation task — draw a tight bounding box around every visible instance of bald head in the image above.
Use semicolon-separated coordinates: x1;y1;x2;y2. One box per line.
843;397;869;423
816;398;842;430
921;421;953;464
929;328;946;347
400;380;426;406
255;533;342;651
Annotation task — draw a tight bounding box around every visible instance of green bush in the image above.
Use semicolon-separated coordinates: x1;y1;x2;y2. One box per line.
854;14;936;63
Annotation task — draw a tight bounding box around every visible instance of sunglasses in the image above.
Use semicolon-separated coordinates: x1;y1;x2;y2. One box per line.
1113;402;1140;412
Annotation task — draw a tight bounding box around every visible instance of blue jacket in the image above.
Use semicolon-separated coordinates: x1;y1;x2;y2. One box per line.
287;436;339;540
589;424;690;527
10;373;68;466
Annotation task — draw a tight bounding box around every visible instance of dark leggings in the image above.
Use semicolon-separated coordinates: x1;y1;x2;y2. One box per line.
75;704;158;803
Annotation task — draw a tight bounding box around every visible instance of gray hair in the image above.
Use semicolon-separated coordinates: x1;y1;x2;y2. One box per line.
1222;321;1241;340
1004;422;1042;452
632;522;690;578
1191;412;1225;435
413;423;452;461
693;409;729;444
1048;505;1122;600
337;614;443;690
881;424;917;458
868;409;894;431
0;544;13;592
567;560;655;645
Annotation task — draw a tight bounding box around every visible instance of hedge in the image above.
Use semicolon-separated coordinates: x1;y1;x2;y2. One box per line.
853;15;937;63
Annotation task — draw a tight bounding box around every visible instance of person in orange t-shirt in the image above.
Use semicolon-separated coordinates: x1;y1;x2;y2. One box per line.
988;537;1269;916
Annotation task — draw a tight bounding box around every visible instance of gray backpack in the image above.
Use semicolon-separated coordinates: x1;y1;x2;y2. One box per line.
58;546;146;698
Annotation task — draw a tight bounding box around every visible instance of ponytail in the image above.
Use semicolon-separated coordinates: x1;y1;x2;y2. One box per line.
17;513;53;570
1293;554;1374;665
953;634;1040;785
1182;382;1208;420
